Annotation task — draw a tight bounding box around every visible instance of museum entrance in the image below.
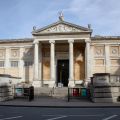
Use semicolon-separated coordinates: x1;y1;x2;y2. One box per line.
57;60;69;87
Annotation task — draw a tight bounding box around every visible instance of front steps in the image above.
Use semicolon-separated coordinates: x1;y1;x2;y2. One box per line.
34;87;52;97
34;87;68;98
52;87;68;98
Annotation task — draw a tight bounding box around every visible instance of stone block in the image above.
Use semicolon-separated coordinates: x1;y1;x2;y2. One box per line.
92;97;118;103
94;87;120;93
93;73;110;85
93;92;120;98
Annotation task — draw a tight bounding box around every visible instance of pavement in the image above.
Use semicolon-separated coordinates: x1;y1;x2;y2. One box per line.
0;96;120;108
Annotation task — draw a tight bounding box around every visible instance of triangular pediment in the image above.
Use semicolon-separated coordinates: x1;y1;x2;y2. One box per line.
32;20;92;35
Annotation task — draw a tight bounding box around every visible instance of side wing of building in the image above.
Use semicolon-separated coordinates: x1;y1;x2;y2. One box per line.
0;38;34;84
91;36;120;76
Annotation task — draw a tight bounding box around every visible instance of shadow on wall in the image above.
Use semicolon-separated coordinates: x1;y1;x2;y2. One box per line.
22;46;34;84
110;59;120;84
74;43;85;80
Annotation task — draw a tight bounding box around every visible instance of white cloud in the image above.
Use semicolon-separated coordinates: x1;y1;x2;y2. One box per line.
64;0;120;36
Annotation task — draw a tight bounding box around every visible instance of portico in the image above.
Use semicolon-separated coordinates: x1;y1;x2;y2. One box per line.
31;15;92;88
32;38;91;88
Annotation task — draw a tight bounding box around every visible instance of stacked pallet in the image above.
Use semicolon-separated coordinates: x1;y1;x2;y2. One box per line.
90;73;120;103
0;85;14;102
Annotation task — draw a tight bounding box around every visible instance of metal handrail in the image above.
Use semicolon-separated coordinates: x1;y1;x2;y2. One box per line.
49;84;56;96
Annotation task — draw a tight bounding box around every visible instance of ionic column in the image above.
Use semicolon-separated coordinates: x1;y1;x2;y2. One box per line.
39;43;42;85
85;39;91;83
68;39;75;87
49;40;55;87
32;40;41;87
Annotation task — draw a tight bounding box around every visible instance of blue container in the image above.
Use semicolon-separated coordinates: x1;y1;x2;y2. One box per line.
81;88;87;97
15;88;23;96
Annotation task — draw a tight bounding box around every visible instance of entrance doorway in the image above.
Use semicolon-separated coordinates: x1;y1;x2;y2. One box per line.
57;60;69;87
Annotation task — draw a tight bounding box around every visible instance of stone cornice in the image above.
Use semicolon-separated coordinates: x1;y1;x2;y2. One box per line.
0;38;33;43
91;36;120;40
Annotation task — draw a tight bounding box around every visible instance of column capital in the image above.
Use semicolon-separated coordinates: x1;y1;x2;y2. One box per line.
49;40;55;44
68;39;74;43
85;38;91;43
33;40;39;44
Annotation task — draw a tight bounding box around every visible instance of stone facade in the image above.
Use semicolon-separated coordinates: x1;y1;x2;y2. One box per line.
0;19;120;88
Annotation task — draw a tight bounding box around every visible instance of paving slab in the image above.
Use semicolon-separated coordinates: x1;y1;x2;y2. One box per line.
0;97;120;108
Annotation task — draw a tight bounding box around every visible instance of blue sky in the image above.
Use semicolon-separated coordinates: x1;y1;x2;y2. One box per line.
0;0;120;39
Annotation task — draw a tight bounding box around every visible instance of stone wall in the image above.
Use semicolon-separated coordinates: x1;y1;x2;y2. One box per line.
0;41;34;84
92;40;120;76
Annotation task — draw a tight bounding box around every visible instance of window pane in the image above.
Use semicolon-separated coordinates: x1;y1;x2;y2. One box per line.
11;61;18;67
0;61;4;67
24;61;33;66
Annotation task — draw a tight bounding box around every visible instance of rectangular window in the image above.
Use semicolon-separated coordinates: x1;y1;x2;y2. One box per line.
0;61;4;67
24;61;33;67
11;61;19;67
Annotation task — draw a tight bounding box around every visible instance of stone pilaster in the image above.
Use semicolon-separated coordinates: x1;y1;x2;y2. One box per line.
85;38;91;84
68;39;75;87
19;47;25;82
105;44;110;73
90;44;95;77
49;40;55;87
5;47;10;67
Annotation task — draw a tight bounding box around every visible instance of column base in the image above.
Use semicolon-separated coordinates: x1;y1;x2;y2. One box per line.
68;80;75;87
49;80;56;88
32;80;42;88
84;78;91;87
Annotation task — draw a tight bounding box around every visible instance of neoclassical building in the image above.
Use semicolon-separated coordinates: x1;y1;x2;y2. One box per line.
0;16;120;88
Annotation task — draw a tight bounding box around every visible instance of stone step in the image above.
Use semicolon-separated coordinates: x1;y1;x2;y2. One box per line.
93;92;120;98
34;87;52;96
52;87;68;98
92;87;120;93
92;97;119;103
34;87;69;98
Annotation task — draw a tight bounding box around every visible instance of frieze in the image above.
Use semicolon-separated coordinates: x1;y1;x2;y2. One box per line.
110;46;119;56
95;46;105;56
11;49;19;58
41;24;82;33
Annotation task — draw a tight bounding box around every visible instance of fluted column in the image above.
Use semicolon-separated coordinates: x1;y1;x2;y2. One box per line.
34;41;39;80
68;39;75;87
32;40;41;87
49;40;55;87
39;43;42;85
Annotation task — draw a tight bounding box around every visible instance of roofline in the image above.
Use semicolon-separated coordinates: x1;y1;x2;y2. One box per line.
91;36;120;40
0;38;33;43
32;20;92;34
32;31;92;36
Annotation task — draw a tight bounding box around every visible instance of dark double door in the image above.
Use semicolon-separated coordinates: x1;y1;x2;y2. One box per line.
57;60;69;87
